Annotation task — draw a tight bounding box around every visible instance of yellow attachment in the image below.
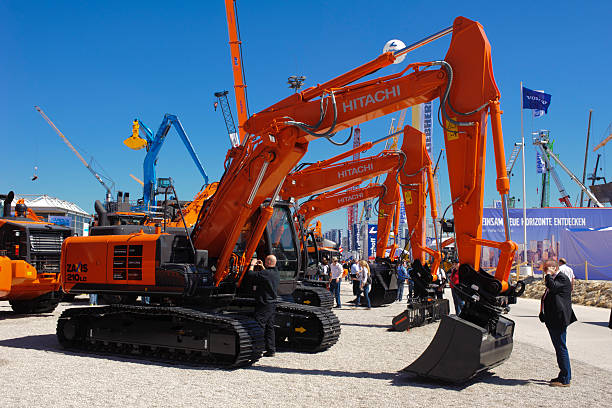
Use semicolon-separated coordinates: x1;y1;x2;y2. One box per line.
123;120;148;150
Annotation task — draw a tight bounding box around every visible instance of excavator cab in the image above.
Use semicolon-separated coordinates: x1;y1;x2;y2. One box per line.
236;201;301;297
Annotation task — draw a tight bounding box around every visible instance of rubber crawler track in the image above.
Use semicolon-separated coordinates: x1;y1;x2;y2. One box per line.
275;301;341;352
56;305;264;368
292;285;334;309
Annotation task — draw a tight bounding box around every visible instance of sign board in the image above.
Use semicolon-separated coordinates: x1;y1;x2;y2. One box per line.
481;207;612;279
48;215;71;227
367;224;377;259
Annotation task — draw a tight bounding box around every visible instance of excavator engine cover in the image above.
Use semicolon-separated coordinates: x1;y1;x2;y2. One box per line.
403;314;515;383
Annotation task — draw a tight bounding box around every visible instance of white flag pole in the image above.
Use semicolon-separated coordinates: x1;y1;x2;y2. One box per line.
520;82;528;266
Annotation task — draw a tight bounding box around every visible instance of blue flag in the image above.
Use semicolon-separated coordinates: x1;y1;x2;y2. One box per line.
522;87;552;113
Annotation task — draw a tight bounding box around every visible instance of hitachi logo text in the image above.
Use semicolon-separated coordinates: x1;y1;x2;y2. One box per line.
338;193;364;204
337;163;374;179
342;85;401;113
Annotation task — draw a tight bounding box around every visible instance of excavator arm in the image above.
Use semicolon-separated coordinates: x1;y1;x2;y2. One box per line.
298;183;385;228
193;17;518;318
193;54;444;285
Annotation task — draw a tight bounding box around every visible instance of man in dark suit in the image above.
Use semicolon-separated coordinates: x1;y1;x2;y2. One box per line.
542;259;577;387
248;254;280;357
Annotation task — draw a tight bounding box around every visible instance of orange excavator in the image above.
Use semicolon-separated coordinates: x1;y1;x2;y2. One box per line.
57;17;522;381
292;126;444;309
1;192;72;313
277;120;444;307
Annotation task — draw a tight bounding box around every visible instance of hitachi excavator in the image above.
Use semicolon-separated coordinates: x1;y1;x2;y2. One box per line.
295;181;400;307
288;137;418;308
57;16;523;380
1;192;72;313
281;120;448;307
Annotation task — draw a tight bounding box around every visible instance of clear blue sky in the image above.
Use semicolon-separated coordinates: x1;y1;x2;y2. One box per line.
1;0;611;232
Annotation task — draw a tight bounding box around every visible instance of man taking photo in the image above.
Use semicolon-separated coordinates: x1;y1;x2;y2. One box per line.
248;254;280;357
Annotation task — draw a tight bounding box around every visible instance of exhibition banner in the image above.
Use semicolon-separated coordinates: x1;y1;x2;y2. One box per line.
481;208;612;280
367;224;377;260
560;228;612;280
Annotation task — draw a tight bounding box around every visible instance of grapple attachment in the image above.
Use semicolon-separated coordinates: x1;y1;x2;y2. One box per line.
403;314;515;383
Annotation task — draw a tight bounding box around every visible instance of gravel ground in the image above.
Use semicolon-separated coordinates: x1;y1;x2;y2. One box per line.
1;286;610;408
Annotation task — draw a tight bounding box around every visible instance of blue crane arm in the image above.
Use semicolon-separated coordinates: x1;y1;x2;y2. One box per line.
141;114;209;207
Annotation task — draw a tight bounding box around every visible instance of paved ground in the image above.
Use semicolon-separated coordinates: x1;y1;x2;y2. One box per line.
0;286;610;407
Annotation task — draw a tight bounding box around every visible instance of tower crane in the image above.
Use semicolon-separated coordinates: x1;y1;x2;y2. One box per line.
533;132;603;207
35;106;114;202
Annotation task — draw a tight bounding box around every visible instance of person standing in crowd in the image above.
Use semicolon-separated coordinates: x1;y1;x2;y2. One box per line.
358;260;371;309
329;257;343;308
449;260;463;315
397;261;409;301
89;293;98;306
319;258;330;282
541;259;577;387
350;260;361;304
407;264;414;300
558;258;575;291
343;260;351;282
247;255;280;357
436;265;446;300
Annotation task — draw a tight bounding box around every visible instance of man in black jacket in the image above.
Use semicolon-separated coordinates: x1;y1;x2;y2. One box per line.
542;260;577;387
248;254;280;357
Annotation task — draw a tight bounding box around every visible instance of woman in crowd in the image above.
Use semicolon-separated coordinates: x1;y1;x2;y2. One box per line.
358;260;371;309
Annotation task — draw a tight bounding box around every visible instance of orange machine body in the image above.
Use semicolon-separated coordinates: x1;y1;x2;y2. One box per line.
0;217;70;301
59;232;207;296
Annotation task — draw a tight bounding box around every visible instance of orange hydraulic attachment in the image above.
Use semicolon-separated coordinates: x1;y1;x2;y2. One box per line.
191;16;515;290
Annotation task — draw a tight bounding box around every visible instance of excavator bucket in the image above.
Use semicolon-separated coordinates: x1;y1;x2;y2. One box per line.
368;263;398;307
403;314;515;383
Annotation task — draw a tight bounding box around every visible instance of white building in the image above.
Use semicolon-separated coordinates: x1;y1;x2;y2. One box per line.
12;194;92;236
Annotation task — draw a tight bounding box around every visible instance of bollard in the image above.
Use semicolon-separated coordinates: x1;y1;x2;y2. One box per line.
585;261;588;281
516;263;520;283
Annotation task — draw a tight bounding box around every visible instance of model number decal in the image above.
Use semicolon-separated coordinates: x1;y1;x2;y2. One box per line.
67;263;88;273
66;273;87;282
66;263;88;282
